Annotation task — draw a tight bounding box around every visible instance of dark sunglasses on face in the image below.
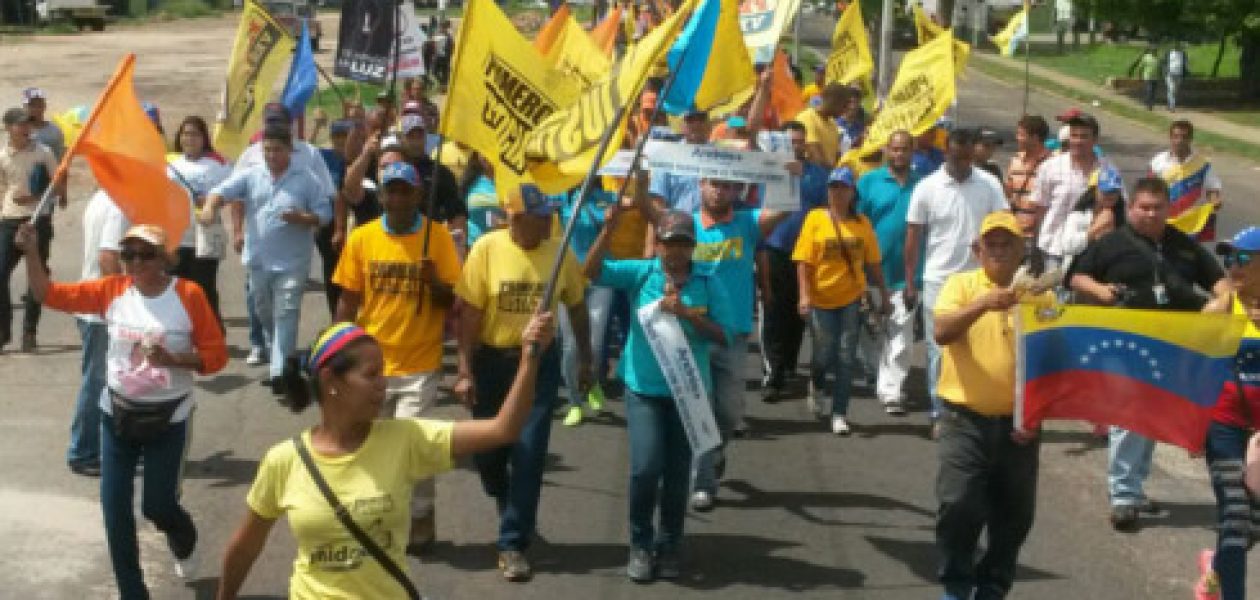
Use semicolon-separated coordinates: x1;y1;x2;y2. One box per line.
120;248;160;263
1225;251;1256;269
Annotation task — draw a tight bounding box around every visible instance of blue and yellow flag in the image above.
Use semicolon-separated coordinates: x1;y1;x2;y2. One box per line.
990;6;1028;57
660;0;755;115
1017;304;1245;451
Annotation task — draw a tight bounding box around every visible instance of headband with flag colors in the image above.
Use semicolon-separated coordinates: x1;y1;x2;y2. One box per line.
309;323;370;374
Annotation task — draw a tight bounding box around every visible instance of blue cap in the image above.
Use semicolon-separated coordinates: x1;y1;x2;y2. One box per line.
1096;167;1124;194
727;115;748;129
828;166;855;187
1218;227;1260;255
506;183;561;216
381;161;420;187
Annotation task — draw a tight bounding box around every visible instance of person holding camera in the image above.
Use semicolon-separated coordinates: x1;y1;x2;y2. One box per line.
1069;176;1228;532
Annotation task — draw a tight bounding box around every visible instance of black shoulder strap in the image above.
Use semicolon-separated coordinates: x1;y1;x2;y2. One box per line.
292;435;421;600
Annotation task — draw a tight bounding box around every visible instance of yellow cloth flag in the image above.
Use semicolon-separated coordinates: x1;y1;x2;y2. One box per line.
912;4;970;77
440;0;579;195
840;33;955;165
825;1;874;89
534;3;572;54
694;0;757;116
214;0;296;160
524;0;697;193
1168;202;1217;236
990;6;1028;57
544;16;613;90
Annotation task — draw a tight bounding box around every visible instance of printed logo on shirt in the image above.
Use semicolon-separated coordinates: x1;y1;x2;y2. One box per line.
368;261;427;296
693;238;744;263
820;237;862;262
497;280;546;313
308;493;396;572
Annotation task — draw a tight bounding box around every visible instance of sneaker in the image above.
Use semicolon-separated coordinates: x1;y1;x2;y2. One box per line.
68;462;101;477
562;405;584;427
1195;548;1220;600
406;513;436;556
245;347;266;366
1109;505;1139;532
883;400;906;416
690;490;714;512
1138;498;1162;515
655;546;681;579
626;547;655;583
831;415;851;436
173;544;200;581
587;384;606;413
497;550;533;582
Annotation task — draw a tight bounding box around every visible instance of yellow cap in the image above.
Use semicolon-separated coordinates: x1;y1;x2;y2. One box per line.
979;211;1022;239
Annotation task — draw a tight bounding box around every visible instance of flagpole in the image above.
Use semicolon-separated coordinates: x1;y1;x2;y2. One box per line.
421;134;445;256
313;60;350;109
389;0;403;104
1022;0;1031;115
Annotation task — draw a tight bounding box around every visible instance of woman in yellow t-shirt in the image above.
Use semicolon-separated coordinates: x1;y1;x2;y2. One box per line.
792;166;890;436
215;314;555;600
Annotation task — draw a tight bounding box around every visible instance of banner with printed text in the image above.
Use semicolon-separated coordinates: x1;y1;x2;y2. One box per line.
385;0;427;79
215;0;296;160
334;0;398;83
638;301;722;456
825;1;873;89
739;0;802;63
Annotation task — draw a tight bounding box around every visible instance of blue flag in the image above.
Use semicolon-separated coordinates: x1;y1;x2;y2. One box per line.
281;23;319;119
660;0;719;115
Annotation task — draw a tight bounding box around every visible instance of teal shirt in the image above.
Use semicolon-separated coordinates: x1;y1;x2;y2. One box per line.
857;166;923;291
596;259;734;398
692;209;761;334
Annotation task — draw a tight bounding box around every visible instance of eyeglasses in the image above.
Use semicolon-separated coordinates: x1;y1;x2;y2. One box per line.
120;249;160;263
1224;251;1256;269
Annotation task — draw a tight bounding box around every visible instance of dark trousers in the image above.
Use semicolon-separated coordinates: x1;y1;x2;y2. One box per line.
1205;420;1260;600
171;247;222;329
936;404;1040;600
0;216;51;342
760;247;804;390
471;344;561;551
626;391;691;552
1143;79;1158;109
315;224;341;318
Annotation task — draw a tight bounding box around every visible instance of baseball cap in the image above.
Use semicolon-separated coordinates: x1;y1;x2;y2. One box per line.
726;115;748;129
1095;166;1124;194
2;107;30;126
381;161;420;187
1062;111;1100;133
121;224;168;249
1217;227;1260;255
657;210;696;244
979;211;1022;238
827;166;855;187
1055;107;1084;122
262;102;291;125
504;184;560;217
400;114;425;134
20;87;44;104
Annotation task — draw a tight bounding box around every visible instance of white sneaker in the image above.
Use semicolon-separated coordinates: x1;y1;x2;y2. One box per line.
245;347;266;366
174;544;200;581
831;415;851;436
690;490;714;512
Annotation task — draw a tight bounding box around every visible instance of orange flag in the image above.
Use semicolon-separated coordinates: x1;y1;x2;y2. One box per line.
589;4;624;56
74;54;190;251
770;50;805;122
535;3;572;53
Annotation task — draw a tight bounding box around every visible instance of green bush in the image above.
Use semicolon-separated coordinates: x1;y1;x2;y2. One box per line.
158;0;218;19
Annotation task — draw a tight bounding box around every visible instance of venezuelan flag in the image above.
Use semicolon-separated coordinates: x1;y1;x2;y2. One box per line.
1016;304;1245;451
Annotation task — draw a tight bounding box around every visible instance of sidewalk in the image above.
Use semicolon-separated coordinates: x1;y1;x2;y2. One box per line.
971;50;1260;157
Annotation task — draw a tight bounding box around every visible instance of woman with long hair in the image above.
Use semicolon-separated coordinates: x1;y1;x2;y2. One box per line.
169;115;232;327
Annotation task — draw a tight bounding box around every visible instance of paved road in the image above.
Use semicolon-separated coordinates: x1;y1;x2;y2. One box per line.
1;15;1258;600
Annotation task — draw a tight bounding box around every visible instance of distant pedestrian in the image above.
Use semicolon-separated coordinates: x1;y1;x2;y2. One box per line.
20;87;65;160
1164;43;1189;112
1131;47;1161;111
168;115;232;327
974;129;1003;181
1004;115;1051;238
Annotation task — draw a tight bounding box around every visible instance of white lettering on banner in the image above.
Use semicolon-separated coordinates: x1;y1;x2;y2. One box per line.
601;141;799;210
739;0;803;62
386;0;427;79
637;301;722;456
756;131;799;212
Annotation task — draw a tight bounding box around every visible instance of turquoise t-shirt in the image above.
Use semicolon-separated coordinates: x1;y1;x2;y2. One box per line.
559;188;615;263
692;209;761;334
857;166;924;291
465;176;501;245
596;258;734;398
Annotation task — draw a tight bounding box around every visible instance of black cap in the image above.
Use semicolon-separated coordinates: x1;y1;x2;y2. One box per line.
262;102;292;125
2;107;30;126
1064;112;1100;134
657;210;696;244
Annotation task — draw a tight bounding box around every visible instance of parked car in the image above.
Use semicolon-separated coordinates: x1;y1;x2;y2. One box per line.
35;0;109;30
267;0;322;50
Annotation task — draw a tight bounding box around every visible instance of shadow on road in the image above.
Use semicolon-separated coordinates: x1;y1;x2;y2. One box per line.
865;535;1063;588
718;480;936;527
188;577;284;599
184;450;260;488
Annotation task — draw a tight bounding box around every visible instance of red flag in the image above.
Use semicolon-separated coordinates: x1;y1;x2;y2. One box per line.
74;54;190;251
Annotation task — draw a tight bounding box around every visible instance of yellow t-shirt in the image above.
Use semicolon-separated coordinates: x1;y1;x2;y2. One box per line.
332;219;462;376
793;107;840;167
933;269;1030;416
455;229;586;348
600;176;649;259
435;141;470;182
246;419;455;600
801;82;822;105
792;208;880;310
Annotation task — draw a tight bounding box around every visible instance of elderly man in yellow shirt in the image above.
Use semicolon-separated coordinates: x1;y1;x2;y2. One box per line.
932;211;1048;600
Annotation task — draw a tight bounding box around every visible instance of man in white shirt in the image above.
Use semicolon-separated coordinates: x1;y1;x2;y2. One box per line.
1149;119;1223;241
1031;112;1110;269
1164;44;1189;112
68;190;129;476
903;128;1010;436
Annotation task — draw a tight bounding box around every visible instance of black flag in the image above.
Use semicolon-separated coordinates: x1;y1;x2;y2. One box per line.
333;0;396;83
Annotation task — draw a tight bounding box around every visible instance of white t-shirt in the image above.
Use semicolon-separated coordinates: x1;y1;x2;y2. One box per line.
906;167;1010;285
79;191;129;323
1031;153;1110;257
1149;151;1222;192
169;154;233;250
104;281;196;415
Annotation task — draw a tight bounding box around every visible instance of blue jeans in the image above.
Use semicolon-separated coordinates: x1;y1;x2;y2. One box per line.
1108;426;1155;506
922;281;945;419
1205;420;1258;600
560;286;616;407
626;391;692;552
247;268;305;378
809;302;861;417
101;417;196;599
470;344;561;551
68;319;107;466
244;278;267;351
694;334;748;495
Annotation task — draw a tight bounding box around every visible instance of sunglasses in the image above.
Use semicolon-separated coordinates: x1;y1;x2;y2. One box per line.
120;248;161;263
1224;251;1256;269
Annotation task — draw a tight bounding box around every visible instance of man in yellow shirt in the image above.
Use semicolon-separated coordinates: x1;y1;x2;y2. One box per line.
332;161;461;552
931;211;1043;600
454;183;591;582
792;84;848;168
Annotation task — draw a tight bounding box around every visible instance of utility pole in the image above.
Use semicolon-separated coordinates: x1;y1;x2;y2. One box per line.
878;0;894;100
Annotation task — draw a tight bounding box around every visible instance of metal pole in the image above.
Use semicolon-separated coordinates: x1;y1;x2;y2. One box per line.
1022;0;1031;115
878;0;893;100
792;0;802;64
389;0;403;103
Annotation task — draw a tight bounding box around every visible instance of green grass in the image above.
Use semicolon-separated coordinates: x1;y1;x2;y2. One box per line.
310;81;387;119
1029;40;1242;84
970;55;1260;163
156;0;220;19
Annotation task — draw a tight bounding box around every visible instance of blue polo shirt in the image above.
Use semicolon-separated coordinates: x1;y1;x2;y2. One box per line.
764;161;830;252
857;166;923;291
911;147;944;179
596;258;734;398
212;163;332;273
693;209;761;334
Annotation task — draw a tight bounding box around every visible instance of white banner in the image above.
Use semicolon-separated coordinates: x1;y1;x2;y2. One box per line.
637;300;722;456
740;0;803;63
648;141;794;208
755;130;799;212
386;0;427;79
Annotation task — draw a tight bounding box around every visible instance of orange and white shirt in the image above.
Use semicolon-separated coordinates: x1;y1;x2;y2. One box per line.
44;275;227;422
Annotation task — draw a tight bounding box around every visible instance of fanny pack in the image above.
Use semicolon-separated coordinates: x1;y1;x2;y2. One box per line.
109;389;186;443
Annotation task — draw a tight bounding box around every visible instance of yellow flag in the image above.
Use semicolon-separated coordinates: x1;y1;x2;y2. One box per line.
694;0;757;116
912;4;970;76
525;0;697;193
990;7;1028;57
440;0;579;195
1168;202;1217;236
825;1;874;88
534;3;571;54
544;16;613;90
841;33;955;165
214;0;296;159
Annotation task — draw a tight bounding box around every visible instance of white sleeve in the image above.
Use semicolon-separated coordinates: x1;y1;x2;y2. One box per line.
1029;161;1051;206
100;203;129;252
1206;165;1223;192
233;144;260;174
905;182;929;225
1058;211;1091;258
304;144;336;200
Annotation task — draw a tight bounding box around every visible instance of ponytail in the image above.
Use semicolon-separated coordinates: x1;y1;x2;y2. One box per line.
279;350;316;413
278;327;374;413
